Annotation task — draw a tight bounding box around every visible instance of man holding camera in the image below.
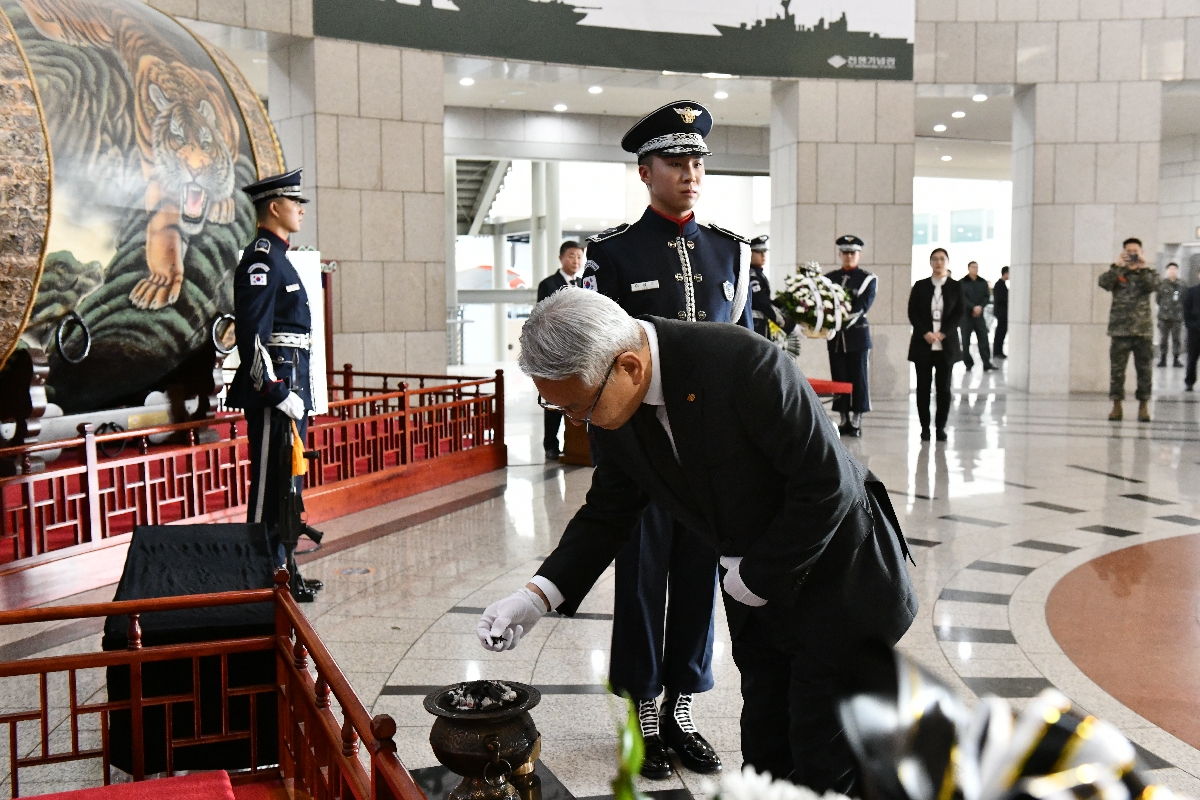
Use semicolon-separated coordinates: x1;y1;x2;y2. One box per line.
1099;238;1160;422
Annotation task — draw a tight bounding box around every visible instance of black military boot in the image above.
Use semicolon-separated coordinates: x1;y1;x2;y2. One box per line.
660;692;721;774
1158;356;1167;367
290;572;317;603
636;699;673;779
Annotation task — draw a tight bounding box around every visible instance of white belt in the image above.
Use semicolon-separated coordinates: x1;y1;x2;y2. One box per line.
267;332;310;348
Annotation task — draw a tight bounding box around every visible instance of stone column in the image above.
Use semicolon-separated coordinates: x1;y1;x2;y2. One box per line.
493;231;508;361
530;161;547;285
1008;80;1161;394
545;161;562;269
1159;134;1200;255
769;79;915;398
268;38;447;374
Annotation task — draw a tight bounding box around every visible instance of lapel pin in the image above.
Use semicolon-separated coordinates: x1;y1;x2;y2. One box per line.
686;393;696;402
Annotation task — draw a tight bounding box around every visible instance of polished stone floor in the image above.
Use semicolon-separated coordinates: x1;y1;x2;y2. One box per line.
6;350;1200;797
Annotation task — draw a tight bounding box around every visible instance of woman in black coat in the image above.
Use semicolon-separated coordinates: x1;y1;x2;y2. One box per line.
908;248;964;441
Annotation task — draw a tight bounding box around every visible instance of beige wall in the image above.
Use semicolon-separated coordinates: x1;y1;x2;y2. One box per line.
911;1;1189;395
769;79;915;398
268;39;447;374
1160;134;1200;247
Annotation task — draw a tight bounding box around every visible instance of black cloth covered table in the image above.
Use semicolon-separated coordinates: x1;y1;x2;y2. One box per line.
103;524;278;775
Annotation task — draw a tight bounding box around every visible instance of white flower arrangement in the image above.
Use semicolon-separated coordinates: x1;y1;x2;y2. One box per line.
774;262;853;339
702;766;854;800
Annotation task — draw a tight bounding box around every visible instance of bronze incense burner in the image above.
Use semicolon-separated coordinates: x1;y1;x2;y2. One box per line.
424;681;542;800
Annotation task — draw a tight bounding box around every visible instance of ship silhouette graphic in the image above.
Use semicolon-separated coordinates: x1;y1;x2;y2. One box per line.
315;0;912;81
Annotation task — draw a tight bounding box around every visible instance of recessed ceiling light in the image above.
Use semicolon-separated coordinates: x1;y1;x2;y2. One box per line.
574;224;582;230
588;86;603;94
933;124;947;132
714;91;729;99
941;155;953;161
553;103;567;112
951;111;966;118
459;77;475;86
702;72;734;79
972;93;987;102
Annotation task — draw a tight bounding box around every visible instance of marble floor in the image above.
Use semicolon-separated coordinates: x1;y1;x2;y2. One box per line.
5;352;1200;797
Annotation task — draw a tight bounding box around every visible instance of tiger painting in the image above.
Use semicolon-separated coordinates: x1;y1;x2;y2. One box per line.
18;0;240;310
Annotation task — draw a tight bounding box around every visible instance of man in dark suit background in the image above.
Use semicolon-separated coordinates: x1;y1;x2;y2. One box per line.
908;248;964;441
478;288;918;795
536;240;586;459
992;266;1009;359
1183;267;1200;391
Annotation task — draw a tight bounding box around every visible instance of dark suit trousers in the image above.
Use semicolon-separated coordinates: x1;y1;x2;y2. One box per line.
914;352;953;431
961;314;992;368
730;605;859;796
609;500;717;700
992;309;1007;357
828;349;870;414
246;407;307;567
1187;328;1200;387
542;409;563;453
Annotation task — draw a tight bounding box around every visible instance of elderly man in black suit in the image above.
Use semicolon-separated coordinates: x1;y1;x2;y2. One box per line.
908;248;964;442
477;288;917;795
536;240;586;459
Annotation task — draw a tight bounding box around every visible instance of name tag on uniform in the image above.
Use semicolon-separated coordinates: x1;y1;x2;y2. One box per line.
286;283;300;292
631;280;659;292
250;274;268;286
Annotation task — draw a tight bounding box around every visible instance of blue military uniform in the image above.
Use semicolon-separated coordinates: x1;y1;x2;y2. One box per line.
224;169;318;598
581;100;750;781
747;235;791;339
825;235;876;436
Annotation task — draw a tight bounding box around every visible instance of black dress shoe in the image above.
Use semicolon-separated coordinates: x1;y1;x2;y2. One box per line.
303;577;324;591
839;424;861;438
660;693;722;774
544;449;562;461
640;734;674;779
935;429;948;442
1158;360;1167;368
920;427;931;441
290;581;317;603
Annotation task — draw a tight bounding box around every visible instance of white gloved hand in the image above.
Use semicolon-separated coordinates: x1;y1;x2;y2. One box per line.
719;556;768;607
477;587;547;652
276;392;305;421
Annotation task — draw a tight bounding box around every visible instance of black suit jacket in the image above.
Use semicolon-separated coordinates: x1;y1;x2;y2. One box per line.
907;277;964;364
993;278;1008;314
537;272;572;303
536;318;917;646
1184;284;1200;331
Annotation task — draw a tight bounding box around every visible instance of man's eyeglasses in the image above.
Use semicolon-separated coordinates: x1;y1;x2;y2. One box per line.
538;355;621;424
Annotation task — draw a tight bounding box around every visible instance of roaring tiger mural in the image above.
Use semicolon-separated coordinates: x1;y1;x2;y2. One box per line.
18;0;240;311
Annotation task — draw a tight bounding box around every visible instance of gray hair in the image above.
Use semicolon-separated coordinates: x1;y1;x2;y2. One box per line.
518;288;643;385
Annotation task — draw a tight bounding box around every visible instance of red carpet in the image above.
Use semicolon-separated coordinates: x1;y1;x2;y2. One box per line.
35;772;235;800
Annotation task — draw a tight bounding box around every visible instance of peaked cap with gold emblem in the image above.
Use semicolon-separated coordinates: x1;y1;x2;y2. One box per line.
621;100;713;158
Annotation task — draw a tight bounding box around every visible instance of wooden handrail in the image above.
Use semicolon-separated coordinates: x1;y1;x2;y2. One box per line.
0;588;274;625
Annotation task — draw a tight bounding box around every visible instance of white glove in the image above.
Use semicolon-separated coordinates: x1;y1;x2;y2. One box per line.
477;587;547;652
276;392;305;421
720;556;767;607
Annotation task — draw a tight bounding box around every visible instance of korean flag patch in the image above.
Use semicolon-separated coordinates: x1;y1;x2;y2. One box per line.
250;274;268;286
722;280;734;301
581;275;598;291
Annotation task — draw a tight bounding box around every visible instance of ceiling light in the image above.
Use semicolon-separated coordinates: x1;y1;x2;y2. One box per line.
933;124;947;132
588;86;603;94
702;72;734;79
972;93;987;102
941;155;953;161
458;77;474;86
951;111;966;118
553;103;567;112
574;224;582;230
714;91;729;99
661;70;681;76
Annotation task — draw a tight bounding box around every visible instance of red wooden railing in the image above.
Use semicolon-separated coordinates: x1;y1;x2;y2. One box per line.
0;369;504;566
0;571;425;799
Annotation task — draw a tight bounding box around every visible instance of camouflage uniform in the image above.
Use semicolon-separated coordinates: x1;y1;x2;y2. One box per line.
1156;278;1183;363
1099;264;1161;400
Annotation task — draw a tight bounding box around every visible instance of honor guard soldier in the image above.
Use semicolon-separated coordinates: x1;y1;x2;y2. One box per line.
825;235;877;438
226;168;323;602
575;100;750;780
747;235;793;339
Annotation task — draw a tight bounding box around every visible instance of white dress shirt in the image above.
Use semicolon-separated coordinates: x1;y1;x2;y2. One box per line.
930;274;946;352
559;269;578;286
